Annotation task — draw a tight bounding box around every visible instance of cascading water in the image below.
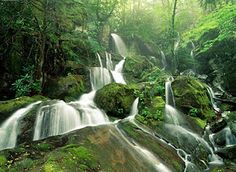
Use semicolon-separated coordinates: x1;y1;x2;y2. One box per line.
33;48;127;141
114;98;172;172
161;51;167;70
111;33;127;58
0;101;41;150
163;77;223;169
207;86;220;112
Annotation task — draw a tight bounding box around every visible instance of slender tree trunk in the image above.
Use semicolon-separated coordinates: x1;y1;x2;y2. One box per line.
171;0;178;72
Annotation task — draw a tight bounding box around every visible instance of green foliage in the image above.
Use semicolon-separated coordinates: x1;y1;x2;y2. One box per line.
189;108;199;117
183;4;236;53
11;66;41;97
0;155;7;167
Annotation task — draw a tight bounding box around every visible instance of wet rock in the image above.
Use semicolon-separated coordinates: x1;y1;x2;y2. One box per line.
210;118;227;133
95;83;138;118
172;76;215;120
0;124;185;172
43;74;85;101
0;96;47;123
216;145;236;160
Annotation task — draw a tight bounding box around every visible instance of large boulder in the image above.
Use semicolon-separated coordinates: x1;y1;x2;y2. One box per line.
43;74;85;101
172;76;215;120
0;124;185;172
94;83;138;118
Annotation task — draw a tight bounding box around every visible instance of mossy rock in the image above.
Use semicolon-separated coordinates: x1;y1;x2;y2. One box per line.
226;112;236;137
0;95;47;123
95;83;138;118
41;145;99;172
172;76;215;120
43;74;85;101
137;96;165;126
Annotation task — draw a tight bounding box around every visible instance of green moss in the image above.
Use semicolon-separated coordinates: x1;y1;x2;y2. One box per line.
95;83;138;118
42;145;99;172
192;117;207;129
172;76;215;120
0;155;7;166
0;95;46;122
33;143;54;152
43;74;85;101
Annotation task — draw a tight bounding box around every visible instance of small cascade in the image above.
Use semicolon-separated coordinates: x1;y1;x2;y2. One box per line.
111;59;126;84
164;78;223;168
111;33;127;58
33;101;81;140
190;41;195;59
165;77;175;107
0;101;41;150
33;55;114;140
90;67;112;90
161;51;167;70
105;52;113;70
225;127;236;146
114;98;172;172
207;86;220;112
209;126;236;149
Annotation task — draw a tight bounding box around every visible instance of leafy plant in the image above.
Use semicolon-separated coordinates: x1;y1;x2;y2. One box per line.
12;66;41;97
189;108;199;117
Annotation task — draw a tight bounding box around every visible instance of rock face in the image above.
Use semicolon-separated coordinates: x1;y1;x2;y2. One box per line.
0;124;185;172
0;96;46;123
95;83;138;118
43;74;85;101
182;5;236;96
172;76;215;120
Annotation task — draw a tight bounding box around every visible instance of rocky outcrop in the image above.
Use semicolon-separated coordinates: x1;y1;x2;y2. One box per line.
95;83;138;118
0;96;47;123
0;124;185;172
172;76;215;120
182;5;236;96
43;74;86;101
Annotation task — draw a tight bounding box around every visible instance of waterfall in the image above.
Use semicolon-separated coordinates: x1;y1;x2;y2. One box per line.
33;55;115;140
113;98;172;172
33;50;127;141
111;59;126;84
90;67;112;90
206;86;220;112
0;101;41;151
105;52;113;71
164;78;223;168
111;33;127;58
161;51;167;70
165;78;176;107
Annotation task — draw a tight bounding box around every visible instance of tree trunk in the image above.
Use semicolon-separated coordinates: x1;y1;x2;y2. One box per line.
171;0;178;72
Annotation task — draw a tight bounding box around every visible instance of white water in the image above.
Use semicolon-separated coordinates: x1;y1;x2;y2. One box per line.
0;101;41;150
114;97;172;172
33;50;127;141
207;86;220;112
111;59;126;84
111;33;127;58
161;51;167;70
209;126;236;150
165;79;175;107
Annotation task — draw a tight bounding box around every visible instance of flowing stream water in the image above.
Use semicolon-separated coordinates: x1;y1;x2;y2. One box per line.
0;101;41;150
0;33;230;171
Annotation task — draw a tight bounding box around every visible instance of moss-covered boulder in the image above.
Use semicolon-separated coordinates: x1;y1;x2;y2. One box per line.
95;83;138;118
0;95;47;123
172;76;215;120
43;74;85;101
